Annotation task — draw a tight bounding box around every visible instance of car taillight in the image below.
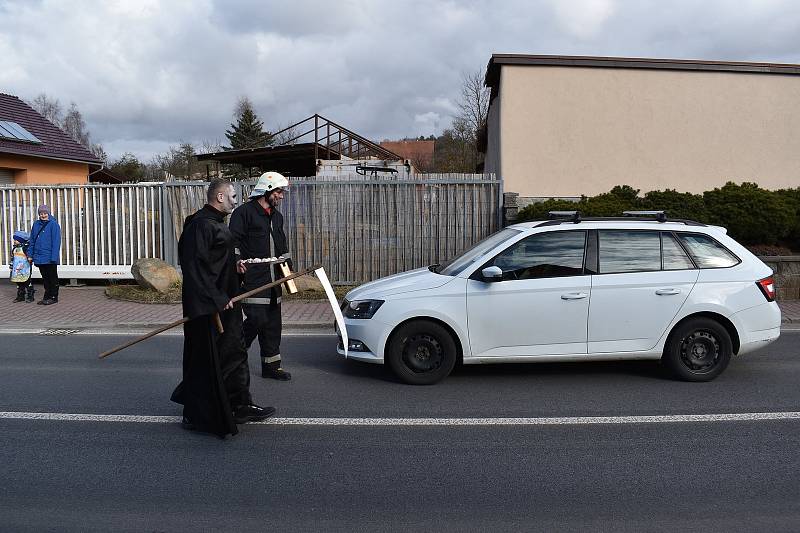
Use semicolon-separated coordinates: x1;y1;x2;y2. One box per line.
756;276;776;302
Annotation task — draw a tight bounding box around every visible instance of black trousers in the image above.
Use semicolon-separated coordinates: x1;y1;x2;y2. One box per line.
217;305;253;407
171;305;252;437
38;263;59;301
242;302;283;369
15;280;34;298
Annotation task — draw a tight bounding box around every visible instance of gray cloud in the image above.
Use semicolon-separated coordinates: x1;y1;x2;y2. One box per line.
1;0;799;162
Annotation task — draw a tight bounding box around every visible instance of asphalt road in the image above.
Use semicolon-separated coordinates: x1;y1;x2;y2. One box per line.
1;333;799;531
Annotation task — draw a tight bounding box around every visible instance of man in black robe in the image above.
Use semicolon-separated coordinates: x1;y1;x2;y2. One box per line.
171;178;274;437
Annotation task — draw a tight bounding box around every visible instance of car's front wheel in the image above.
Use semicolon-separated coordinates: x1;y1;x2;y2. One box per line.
386;320;457;385
663;317;733;382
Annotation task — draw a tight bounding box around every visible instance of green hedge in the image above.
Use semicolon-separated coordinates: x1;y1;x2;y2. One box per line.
516;182;800;248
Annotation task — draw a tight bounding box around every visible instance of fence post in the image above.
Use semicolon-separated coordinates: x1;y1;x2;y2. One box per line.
503;192;519;226
160;183;178;267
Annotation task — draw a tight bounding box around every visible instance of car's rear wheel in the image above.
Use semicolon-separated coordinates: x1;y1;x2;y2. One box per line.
663;317;733;382
386;320;457;385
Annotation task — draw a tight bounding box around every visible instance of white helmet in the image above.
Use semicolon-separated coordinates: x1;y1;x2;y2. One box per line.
249;171;289;198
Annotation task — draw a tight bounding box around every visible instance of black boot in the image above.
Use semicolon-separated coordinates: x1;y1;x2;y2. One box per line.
262;363;291;381
13;287;25;303
233;404;276;424
25;286;35;303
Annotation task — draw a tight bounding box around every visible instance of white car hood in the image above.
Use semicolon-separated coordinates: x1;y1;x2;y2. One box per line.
346;267;453;300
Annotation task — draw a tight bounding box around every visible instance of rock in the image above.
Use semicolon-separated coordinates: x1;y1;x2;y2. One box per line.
131;258;181;294
294;273;324;292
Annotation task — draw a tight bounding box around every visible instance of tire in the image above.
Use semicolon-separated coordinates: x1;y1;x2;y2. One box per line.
386;320;457;385
662;318;733;382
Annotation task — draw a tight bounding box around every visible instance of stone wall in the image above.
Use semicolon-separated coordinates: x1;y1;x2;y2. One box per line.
760;256;800;300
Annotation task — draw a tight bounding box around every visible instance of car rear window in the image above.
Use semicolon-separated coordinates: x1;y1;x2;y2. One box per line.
599;230;661;274
677;233;740;268
662;233;695;270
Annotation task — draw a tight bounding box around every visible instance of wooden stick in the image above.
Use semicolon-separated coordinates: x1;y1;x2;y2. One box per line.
98;265;322;359
213;313;224;334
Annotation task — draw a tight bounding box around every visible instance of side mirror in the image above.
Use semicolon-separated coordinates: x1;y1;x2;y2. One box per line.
481;265;503;281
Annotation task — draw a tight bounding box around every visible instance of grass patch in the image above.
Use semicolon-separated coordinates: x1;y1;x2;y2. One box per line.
105;282;182;304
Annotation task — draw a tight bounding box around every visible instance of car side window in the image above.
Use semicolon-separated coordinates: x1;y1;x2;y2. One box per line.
662;233;695;270
491;230;586;280
599;230;661;274
677;233;740;268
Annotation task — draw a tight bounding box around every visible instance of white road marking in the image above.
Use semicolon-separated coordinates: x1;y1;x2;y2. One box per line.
1;411;799;425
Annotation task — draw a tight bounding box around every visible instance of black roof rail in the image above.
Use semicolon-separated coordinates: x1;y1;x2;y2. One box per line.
534;215;706;227
547;210;581;223
623;210;667;222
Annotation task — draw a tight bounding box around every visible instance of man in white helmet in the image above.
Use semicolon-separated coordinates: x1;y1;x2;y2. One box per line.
229;171;293;381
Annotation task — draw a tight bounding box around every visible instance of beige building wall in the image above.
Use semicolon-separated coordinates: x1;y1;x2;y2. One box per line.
0;154;89;185
497;65;800;197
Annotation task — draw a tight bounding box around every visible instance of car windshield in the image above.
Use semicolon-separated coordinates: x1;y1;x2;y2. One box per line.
438;228;522;276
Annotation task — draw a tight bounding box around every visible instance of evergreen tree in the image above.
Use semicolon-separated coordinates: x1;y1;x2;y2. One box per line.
224;97;272;150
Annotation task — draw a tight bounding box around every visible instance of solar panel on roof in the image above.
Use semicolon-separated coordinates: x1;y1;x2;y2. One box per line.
0;120;41;143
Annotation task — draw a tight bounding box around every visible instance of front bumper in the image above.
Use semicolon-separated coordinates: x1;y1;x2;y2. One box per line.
335;318;388;364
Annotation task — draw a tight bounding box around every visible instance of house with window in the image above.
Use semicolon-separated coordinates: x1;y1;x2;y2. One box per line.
483;55;800;201
0;92;103;185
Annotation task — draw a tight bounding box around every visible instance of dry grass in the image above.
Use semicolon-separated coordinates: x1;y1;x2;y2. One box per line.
105;281;354;304
105;282;182;304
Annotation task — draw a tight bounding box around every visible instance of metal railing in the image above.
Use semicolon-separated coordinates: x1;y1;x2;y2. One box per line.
1;175;501;284
1;183;165;279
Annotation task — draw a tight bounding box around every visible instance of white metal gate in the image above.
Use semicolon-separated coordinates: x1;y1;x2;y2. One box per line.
0;183;164;279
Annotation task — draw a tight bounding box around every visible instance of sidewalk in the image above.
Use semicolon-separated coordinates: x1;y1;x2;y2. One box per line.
0;283;334;333
0;282;797;333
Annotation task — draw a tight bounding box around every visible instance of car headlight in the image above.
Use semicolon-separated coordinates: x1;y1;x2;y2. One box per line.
343;299;384;319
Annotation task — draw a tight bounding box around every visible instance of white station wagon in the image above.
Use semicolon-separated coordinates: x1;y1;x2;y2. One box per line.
338;211;781;385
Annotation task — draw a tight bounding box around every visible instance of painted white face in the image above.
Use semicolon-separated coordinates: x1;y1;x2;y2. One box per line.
217;184;237;215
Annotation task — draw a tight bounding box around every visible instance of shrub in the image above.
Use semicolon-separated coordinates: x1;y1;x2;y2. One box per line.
515;182;799;250
703;182;794;245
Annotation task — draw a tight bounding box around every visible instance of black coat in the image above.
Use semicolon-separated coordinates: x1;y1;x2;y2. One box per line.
229;199;290;299
178;205;239;319
172;204;248;437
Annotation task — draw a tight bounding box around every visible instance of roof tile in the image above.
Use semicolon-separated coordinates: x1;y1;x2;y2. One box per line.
0;93;102;165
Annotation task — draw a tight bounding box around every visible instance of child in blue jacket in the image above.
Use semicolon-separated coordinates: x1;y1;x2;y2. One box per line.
10;230;34;302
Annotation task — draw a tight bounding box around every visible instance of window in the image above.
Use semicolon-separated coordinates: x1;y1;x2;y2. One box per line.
678;233;740;268
662;233;695;270
440;228;521;276
491;230;586;280
599;230;661;274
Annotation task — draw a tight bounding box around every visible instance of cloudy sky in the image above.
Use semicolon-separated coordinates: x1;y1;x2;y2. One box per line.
2;0;800;162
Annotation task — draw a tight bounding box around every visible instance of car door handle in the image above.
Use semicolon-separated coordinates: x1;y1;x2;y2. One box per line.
561;292;589;300
655;288;681;295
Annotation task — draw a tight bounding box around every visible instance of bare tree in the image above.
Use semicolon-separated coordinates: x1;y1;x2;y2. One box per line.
271;122;300;145
62;103;91;147
199;138;224;154
456;70;490;143
430;70;490;172
29;93;63;126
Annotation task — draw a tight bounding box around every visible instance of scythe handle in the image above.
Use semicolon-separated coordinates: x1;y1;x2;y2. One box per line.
98;265;322;359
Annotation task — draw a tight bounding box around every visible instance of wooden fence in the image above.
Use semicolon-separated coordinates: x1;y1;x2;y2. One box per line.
1;174;501;284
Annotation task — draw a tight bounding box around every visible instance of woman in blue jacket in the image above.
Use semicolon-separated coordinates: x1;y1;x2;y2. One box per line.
27;204;61;305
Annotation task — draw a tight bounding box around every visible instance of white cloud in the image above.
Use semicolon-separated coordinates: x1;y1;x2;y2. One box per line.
1;0;799;161
550;0;617;40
